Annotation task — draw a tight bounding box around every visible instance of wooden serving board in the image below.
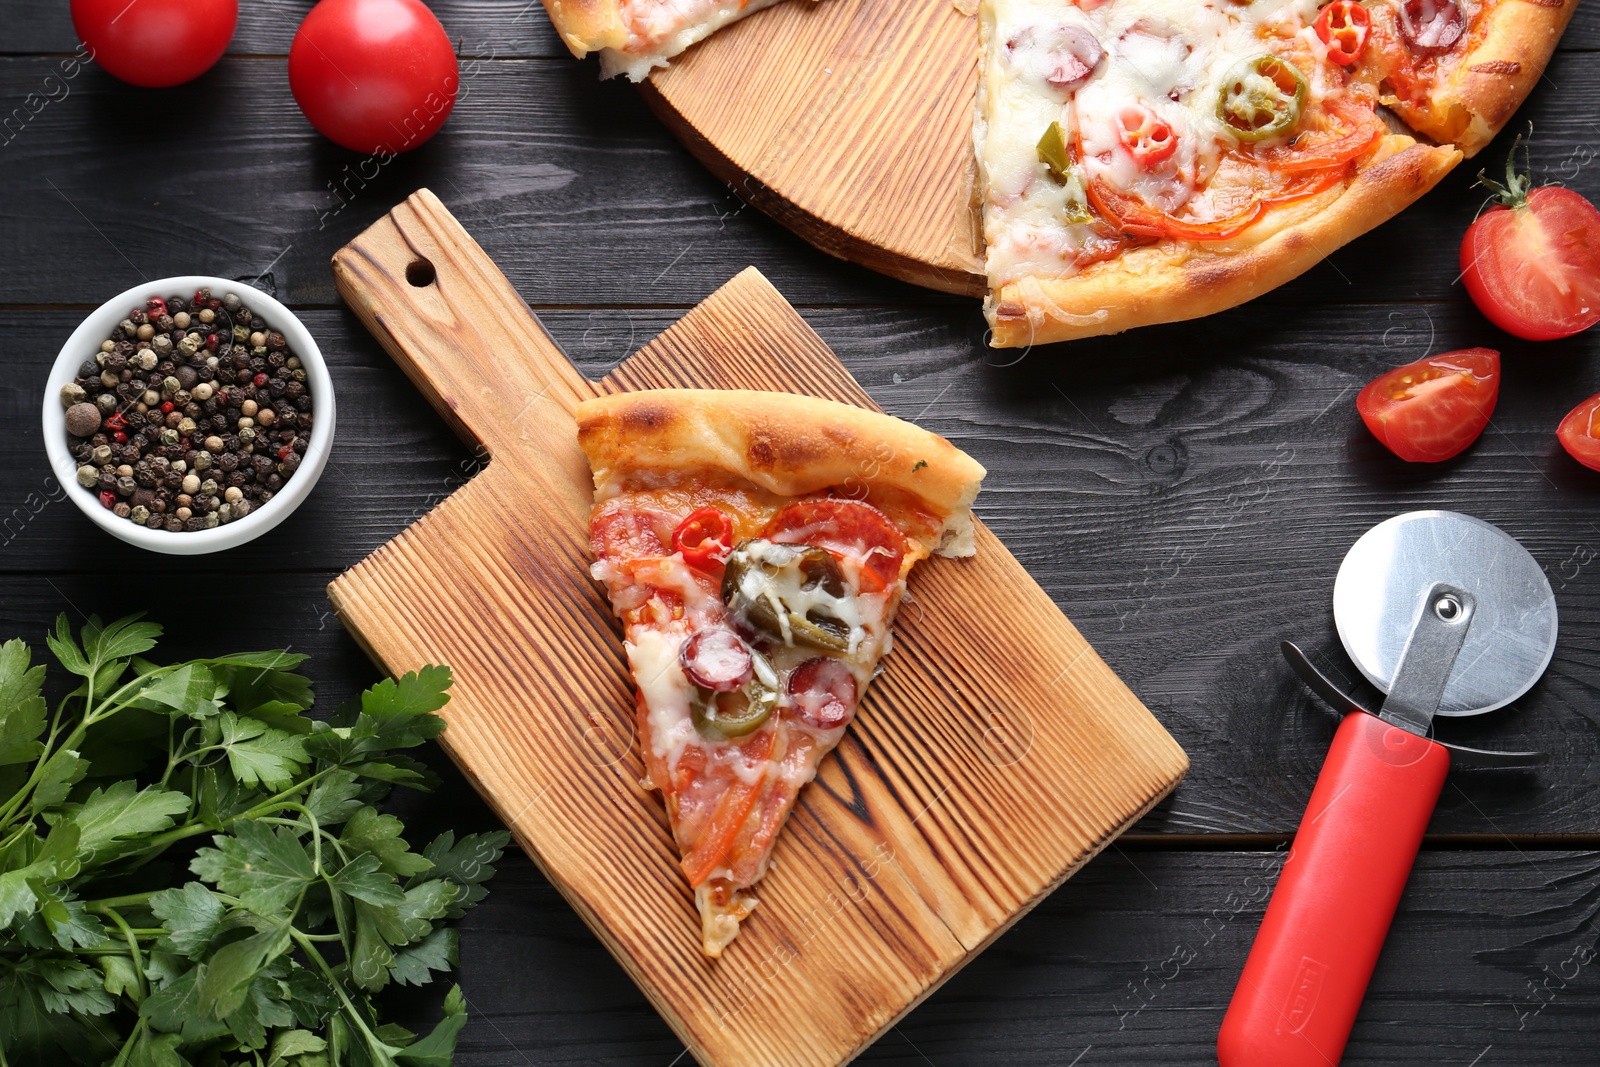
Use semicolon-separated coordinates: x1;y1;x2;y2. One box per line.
640;0;985;296
327;189;1188;1067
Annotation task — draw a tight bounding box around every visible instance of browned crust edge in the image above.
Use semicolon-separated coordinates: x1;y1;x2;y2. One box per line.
1388;0;1577;158
540;0;629;59
574;389;988;555
985;136;1462;347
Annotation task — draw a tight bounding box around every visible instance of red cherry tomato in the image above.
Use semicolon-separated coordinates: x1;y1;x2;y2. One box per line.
1356;348;1500;463
1557;393;1600;471
1315;1;1371;66
1461;139;1600;341
786;658;858;730
672;507;735;569
763;499;907;593
71;0;237;88
1116;105;1177;167
288;0;458;154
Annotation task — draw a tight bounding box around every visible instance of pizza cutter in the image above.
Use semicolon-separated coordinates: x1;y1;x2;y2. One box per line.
1218;511;1556;1067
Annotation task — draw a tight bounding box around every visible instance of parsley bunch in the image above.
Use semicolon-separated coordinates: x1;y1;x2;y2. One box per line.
0;615;508;1067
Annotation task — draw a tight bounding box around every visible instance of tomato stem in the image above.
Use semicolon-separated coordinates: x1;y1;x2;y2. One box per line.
1474;123;1534;210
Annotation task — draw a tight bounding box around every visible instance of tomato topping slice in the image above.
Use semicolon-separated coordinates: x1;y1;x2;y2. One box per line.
1557;393;1600;472
1315;1;1371;66
1252;96;1383;175
591;506;675;562
1116;105;1177;167
1356;348;1500;463
762;499;907;593
672;506;735;569
681;729;778;887
786;658;858;730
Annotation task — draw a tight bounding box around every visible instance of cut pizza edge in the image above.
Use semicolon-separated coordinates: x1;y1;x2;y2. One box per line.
983;135;1462;348
1381;0;1577;157
575;389;986;956
976;0;1575;348
540;0;808;81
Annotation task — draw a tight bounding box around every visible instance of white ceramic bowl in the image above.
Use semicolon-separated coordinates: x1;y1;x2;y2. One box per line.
43;276;336;555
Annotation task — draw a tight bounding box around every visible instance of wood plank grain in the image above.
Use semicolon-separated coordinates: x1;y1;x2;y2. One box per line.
9;0;1594;58
2;52;1599;308
325;191;1187;1067
642;0;1591;295
8;294;1600;837
450;848;1600;1065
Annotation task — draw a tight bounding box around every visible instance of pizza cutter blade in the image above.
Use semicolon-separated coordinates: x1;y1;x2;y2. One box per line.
1218;511;1557;1067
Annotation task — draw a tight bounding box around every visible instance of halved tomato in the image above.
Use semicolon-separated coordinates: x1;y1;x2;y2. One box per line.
1557;393;1600;471
1461;137;1600;341
1356;348;1500;462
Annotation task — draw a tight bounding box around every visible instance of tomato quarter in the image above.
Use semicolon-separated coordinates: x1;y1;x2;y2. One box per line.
288;0;459;154
1461;137;1600;341
1557;393;1600;472
72;0;237;87
1356;348;1500;463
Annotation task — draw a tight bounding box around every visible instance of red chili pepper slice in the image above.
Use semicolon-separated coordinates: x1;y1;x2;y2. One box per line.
672;507;735;568
1117;105;1178;167
104;413;127;432
1315;1;1372;66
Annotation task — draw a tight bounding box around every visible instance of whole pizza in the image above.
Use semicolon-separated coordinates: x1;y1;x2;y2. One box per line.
976;0;1576;345
538;0;1576;345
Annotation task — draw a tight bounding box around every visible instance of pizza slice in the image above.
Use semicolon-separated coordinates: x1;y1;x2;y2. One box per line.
575;389;984;956
976;0;1466;347
1358;0;1576;156
541;0;804;80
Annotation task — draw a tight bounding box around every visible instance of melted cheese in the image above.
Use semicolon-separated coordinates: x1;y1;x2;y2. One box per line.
600;0;786;80
978;0;1326;287
628;627;700;770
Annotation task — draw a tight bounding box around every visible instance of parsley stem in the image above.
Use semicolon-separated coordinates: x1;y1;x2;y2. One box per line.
291;929;394;1054
97;906;149;1000
86;891;157;911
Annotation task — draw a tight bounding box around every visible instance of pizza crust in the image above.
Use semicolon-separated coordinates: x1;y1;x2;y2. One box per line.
1386;0;1577;158
985;136;1461;347
575;389;987;555
541;0;629;60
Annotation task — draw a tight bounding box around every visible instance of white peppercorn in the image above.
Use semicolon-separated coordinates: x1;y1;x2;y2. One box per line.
65;403;101;437
76;465;97;488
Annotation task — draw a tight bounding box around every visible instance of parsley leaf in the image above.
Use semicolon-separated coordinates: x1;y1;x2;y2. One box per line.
0;619;495;1064
0;637;48;766
214;711;311;790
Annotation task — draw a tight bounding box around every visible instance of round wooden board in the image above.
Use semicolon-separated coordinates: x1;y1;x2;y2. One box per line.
639;0;986;297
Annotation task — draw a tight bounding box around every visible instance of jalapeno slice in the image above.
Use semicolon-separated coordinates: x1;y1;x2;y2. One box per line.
722;539;853;653
1217;55;1307;142
691;648;779;740
1037;121;1073;182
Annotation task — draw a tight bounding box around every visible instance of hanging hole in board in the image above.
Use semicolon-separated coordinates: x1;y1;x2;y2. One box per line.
405;258;437;287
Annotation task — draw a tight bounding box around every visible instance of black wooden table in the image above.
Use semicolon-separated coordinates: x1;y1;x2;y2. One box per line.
5;3;1600;1063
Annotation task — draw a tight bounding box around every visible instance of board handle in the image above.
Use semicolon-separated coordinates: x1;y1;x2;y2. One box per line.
1218;711;1448;1067
331;189;596;485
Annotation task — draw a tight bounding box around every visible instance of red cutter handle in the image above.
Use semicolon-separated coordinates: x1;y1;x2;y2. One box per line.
1218;711;1449;1066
